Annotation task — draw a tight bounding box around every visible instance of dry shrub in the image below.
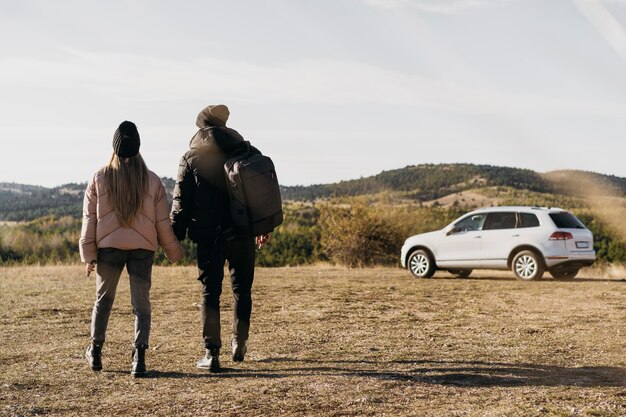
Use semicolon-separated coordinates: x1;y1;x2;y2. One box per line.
318;201;403;267
583;262;626;279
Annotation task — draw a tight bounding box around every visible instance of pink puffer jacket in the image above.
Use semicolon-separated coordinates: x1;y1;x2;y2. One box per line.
79;167;184;263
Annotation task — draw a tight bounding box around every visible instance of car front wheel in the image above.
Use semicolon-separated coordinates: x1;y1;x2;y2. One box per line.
408;249;435;278
512;250;544;280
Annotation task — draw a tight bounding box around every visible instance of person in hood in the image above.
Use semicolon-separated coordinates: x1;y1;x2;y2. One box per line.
170;104;269;373
80;121;184;377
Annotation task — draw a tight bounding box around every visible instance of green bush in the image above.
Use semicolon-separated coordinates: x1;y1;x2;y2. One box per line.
256;224;321;266
2;201;626;268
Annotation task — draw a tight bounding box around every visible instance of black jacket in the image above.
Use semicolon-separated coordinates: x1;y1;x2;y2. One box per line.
170;126;257;244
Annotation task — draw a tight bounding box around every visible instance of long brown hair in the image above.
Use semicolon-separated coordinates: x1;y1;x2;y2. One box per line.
104;153;149;227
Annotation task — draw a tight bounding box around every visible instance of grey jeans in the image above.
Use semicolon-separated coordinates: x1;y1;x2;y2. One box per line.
90;248;154;348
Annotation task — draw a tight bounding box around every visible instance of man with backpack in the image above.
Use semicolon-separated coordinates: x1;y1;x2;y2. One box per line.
171;104;277;372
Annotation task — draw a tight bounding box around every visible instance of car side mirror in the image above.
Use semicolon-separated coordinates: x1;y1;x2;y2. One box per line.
446;227;461;236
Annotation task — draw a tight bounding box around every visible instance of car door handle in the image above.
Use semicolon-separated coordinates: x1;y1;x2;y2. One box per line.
512;234;520;237
474;236;482;239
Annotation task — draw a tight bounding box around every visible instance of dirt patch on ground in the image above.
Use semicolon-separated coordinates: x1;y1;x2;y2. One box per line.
0;221;20;227
424;190;499;208
0;265;624;416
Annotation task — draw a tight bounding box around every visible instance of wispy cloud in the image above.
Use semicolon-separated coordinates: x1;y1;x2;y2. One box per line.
572;0;626;63
602;0;626;6
361;0;512;14
2;46;626;121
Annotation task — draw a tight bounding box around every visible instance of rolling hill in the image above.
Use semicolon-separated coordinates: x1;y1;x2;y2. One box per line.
280;163;626;201
2;164;625;221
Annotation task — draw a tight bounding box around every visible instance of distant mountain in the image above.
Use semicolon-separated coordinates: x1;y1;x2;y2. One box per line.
0;182;86;221
0;178;177;222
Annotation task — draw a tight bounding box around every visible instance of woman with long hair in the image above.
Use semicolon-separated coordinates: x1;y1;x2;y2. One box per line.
79;121;183;377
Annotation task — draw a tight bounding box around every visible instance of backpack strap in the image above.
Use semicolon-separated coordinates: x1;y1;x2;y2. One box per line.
230;140;251;158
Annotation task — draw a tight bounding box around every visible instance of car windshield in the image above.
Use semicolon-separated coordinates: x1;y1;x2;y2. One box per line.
549;212;586;229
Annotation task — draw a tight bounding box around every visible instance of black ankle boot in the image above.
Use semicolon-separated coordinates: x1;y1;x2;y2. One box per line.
232;339;247;362
131;347;147;377
85;343;103;371
197;348;220;373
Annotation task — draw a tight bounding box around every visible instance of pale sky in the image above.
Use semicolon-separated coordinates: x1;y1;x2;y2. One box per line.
1;0;626;187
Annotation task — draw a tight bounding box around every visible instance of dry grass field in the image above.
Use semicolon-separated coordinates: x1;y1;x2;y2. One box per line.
1;265;625;417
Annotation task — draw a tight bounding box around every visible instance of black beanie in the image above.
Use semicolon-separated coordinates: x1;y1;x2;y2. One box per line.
112;121;140;158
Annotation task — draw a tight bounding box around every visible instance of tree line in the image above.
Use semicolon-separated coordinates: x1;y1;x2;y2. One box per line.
3;165;625;222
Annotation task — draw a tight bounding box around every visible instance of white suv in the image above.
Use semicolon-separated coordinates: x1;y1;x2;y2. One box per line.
400;206;596;280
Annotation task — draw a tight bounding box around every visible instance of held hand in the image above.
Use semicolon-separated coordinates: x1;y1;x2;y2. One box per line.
255;233;271;249
85;262;95;277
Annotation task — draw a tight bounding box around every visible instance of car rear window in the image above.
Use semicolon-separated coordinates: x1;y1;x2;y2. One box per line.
518;213;540;228
549;212;586;229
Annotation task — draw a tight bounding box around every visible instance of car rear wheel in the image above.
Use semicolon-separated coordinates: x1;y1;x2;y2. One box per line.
408;249;435;278
512;250;544;280
550;269;579;279
449;269;472;278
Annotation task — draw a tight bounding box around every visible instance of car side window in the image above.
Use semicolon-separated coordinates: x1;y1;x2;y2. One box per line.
483;212;517;230
518;212;540;228
454;213;487;232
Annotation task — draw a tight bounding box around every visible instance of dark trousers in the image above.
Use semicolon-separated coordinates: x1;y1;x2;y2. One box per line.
91;248;154;348
197;238;256;350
